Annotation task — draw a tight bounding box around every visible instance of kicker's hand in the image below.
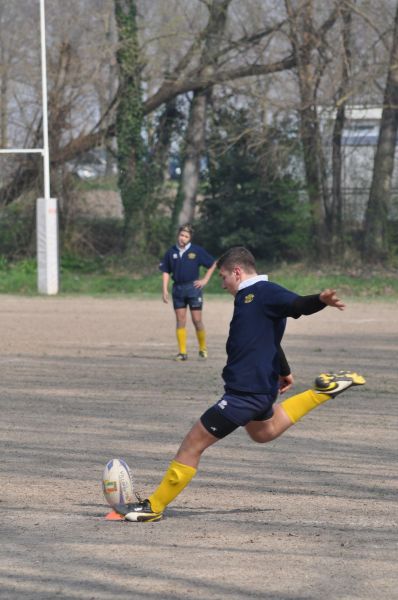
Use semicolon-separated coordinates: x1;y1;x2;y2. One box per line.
320;289;346;311
279;373;294;394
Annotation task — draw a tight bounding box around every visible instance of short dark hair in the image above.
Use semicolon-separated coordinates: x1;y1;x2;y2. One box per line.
178;223;194;237
217;247;256;272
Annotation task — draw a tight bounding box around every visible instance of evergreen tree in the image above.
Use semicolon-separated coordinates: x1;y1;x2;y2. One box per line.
196;109;310;262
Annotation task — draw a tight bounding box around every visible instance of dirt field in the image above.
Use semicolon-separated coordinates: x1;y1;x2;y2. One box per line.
0;295;397;599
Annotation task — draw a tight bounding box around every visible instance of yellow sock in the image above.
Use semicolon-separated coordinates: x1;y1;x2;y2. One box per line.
176;328;187;354
148;460;197;513
196;329;207;351
281;389;331;424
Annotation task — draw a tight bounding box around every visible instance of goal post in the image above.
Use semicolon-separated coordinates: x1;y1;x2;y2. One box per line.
0;0;59;295
36;197;59;295
37;0;59;295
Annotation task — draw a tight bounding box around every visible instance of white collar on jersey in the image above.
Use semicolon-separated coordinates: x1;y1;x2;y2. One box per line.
238;274;268;291
177;242;191;257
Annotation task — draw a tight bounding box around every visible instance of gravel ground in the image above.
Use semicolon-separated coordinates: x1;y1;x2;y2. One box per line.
0;295;397;599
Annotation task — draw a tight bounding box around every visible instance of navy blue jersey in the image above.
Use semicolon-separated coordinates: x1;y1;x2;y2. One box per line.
222;280;300;395
159;244;215;284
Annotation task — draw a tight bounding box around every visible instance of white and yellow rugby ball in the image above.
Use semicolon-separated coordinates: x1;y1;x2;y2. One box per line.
102;458;134;507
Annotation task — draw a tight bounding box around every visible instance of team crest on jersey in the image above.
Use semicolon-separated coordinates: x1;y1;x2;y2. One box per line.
188;252;197;259
244;293;254;303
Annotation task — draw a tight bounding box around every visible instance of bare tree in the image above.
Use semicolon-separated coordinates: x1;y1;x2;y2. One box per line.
363;0;398;264
284;0;340;257
0;0;118;203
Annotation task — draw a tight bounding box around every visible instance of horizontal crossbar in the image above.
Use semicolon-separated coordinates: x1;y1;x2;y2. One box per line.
0;149;44;154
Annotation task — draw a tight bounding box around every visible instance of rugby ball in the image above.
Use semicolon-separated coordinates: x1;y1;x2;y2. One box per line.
102;458;135;507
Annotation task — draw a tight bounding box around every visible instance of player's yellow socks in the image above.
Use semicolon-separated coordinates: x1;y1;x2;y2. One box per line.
196;328;207;352
281;389;331;424
148;460;196;513
176;328;187;354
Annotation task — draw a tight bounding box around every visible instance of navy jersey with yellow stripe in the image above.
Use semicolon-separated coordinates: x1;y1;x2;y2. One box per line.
159;244;215;284
222;281;300;395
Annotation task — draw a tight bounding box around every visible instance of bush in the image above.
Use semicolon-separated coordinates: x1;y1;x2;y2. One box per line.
61;218;125;257
0;201;36;259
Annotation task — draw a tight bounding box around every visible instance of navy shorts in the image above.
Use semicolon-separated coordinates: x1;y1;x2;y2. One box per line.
172;282;203;310
211;388;277;427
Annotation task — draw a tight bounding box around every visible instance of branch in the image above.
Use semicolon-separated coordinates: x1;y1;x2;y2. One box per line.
347;0;392;51
143;53;297;113
51;124;115;164
220;20;288;55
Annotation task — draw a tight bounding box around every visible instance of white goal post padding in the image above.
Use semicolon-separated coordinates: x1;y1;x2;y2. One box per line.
37;197;59;294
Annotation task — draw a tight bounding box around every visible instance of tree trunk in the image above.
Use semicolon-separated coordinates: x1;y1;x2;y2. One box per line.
285;0;330;259
0;3;8;147
177;90;208;225
0;52;8;147
151;99;181;186
363;1;398;264
114;0;147;251
330;2;353;259
177;0;231;226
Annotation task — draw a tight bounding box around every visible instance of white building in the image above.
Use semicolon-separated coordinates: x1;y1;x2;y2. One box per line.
340;106;398;222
